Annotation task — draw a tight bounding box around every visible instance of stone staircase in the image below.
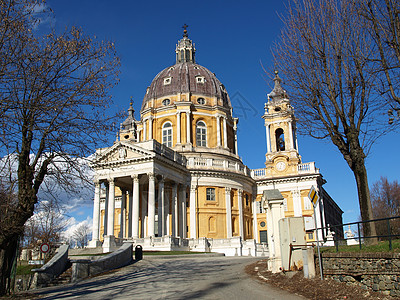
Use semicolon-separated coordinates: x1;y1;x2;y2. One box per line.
47;261;72;287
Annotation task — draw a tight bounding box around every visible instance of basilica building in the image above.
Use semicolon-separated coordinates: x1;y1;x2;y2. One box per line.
89;28;343;256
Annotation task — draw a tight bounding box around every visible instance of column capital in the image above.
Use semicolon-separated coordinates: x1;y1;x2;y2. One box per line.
238;189;243;195
131;174;139;182
108;177;115;185
94;180;101;187
225;187;232;194
148;172;155;180
190;185;196;192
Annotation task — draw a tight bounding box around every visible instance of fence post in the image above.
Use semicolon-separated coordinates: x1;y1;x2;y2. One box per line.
387;219;392;251
357;222;362;250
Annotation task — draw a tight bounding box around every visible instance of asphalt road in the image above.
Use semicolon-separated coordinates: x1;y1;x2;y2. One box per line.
32;256;305;300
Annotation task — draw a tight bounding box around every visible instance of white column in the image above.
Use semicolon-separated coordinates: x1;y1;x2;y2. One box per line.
252;196;258;243
90;181;101;244
234;129;238;155
223;116;228;148
288;121;294;149
189;185;196;239
158;178;165;236
141;190;147;238
149;116;153;140
143;119;147;141
128;190;133;237
216;115;221;147
225;187;232;238
176;112;181;144
186;112;191;144
238;189;244;238
106;179;115;236
103;183;109;236
266;124;271;153
132;175;140;238
172;184;178;237
147;173;155;237
180;186;187;238
119;189;126;238
165;187;170;236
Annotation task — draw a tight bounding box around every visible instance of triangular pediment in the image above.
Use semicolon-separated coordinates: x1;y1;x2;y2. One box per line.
92;141;154;165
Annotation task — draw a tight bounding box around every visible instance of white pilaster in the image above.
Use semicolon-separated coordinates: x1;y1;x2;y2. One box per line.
238;189;244;238
225;187;232;238
172;184;178;237
266;124;271;153
252;197;258;242
186;111;191;144
288;121;294;149
189;185;196;239
143;120;147;141
147;173;155;237
132;175;140;238
176;112;181;144
89;181;101;247
180;185;187;238
158;178;165;236
149;116;153;140
216;115;221;147
292;189;302;217
223;116;228;148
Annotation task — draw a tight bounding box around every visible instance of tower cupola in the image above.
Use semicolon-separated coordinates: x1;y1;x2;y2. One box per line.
175;24;196;63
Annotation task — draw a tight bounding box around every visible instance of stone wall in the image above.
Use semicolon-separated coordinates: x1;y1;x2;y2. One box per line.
320;252;400;297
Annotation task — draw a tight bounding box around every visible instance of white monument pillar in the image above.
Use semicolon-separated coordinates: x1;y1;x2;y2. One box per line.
225;187;232;238
189;185;196;239
89;181;101;247
132;175;140;238
147;173;155;237
238;189;244;238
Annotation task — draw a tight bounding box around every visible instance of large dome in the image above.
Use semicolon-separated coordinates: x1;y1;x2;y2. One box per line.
141;62;231;110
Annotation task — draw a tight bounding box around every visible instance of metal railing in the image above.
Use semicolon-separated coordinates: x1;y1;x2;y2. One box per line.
319;216;400;251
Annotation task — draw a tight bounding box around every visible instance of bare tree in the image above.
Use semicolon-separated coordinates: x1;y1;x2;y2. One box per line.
359;0;400;111
23;200;68;248
370;177;400;237
0;0;120;295
272;0;391;241
72;223;90;248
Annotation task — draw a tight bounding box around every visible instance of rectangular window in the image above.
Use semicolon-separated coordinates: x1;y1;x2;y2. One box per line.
303;197;312;210
206;188;215;201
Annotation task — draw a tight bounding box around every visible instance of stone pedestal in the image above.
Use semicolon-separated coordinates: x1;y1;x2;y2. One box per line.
102;235;116;253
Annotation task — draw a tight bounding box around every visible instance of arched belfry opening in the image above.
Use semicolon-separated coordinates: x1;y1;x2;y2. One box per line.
275;128;285;151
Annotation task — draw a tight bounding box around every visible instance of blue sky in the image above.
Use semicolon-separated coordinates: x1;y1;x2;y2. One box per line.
45;0;399;226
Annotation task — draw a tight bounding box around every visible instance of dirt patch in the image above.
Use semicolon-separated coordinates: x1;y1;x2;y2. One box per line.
245;260;394;300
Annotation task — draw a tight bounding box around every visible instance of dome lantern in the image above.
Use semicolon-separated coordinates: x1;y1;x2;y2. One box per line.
175;24;196;64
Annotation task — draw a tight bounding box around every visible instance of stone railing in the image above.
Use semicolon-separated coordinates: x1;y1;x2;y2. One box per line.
186;157;251;176
137;140;187;166
251;161;319;178
32;244;69;288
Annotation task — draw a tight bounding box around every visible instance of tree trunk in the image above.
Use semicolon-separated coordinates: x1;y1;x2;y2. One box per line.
0;235;19;295
352;160;378;244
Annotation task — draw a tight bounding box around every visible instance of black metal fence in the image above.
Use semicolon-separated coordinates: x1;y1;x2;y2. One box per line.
318;216;400;251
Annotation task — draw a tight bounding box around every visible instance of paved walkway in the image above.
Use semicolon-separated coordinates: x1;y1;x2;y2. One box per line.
32;256;305;300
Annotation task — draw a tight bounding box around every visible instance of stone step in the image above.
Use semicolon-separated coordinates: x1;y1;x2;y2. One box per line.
47;262;72;287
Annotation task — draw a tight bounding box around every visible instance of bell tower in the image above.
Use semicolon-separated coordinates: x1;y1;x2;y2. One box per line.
262;71;301;177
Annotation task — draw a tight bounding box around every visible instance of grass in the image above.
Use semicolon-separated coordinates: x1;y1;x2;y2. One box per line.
143;250;208;255
320;239;400;253
16;263;42;275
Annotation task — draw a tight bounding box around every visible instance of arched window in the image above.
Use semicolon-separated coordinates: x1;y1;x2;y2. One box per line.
196;121;207;147
162;122;173;147
275;128;285;151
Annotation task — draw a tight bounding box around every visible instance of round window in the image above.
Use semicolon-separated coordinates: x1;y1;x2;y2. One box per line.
162;99;170;106
260;221;266;228
197;97;205;105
